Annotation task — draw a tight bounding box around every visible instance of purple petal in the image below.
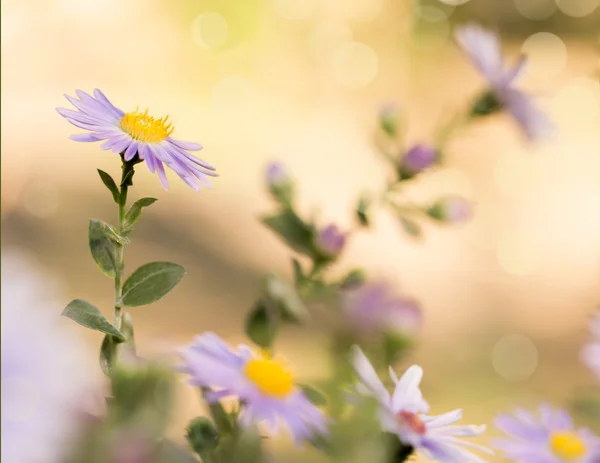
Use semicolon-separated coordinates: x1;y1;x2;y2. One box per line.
455;23;505;83
165;141;216;171
155;161;169;191
64;93;117;123
92;88;125;118
56;107;106;125
69;133;99;142
167;137;203;151
123;141;139;161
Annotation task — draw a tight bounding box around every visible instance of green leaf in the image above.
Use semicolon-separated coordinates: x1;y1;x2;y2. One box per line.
245;301;277;349
263;274;308;323
291;258;303;286
299;384;327;406
340;269;366;289
97;169;120;203
124;197;158;229
120;312;136;348
186;417;220;457
62;299;125;341
397;216;422;239
119;262;186;307
261;210;316;257
356;194;371;227
89;219;119;278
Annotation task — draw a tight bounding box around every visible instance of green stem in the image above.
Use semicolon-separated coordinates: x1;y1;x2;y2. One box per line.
114;160;135;329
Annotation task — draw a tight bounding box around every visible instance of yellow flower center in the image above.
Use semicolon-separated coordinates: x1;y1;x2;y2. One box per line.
550;432;587;461
120;108;173;143
244;354;294;398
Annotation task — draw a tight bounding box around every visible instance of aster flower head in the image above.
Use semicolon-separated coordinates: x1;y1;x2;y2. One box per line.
265;161;294;205
581;313;600;381
341;282;421;339
57;89;218;191
399;144;439;178
180;333;327;444
1;250;99;463
351;347;491;462
455;24;554;142
494;405;600;463
315;224;347;258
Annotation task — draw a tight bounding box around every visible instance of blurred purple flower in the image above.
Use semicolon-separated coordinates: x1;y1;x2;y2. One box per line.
352;347;491;462
455;24;554;142
399;145;438;177
1;250;100;463
57;89;218;191
428;196;472;224
315;224;347;258
265;162;288;187
494;405;600;463
341;282;422;338
180;333;327;445
581;314;600;381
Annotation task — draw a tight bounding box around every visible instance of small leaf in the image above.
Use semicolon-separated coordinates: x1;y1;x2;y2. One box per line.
291;258;303;286
124;197;158;229
356;195;371;227
102;221;130;246
97;169;120;203
261;210;316;257
263;274;308;323
121;312;136;348
299;384;327;406
245;301;277;349
397;216;422;239
119;262;186;307
340;269;366;289
89;220;119;278
62;299;125;341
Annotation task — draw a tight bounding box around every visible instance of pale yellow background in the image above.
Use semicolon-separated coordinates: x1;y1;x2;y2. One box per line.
2;0;600;461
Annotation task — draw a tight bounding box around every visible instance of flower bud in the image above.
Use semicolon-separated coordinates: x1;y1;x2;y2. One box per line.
378;102;402;138
398;145;438;179
186;417;220;456
265;162;293;206
315;224;346;258
427;196;472;223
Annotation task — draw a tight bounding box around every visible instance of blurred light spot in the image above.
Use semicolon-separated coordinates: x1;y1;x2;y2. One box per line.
191;13;229;50
555;0;598;17
211;76;254;110
332;42;379;88
552;79;600;129
521;33;567;78
493;152;536;198
339;0;383;21
22;182;59;218
272;0;317;20
308;20;353;65
513;0;557;20
492;334;539;381
466;208;499;250
2;376;40;422
411;6;450;50
497;233;539;276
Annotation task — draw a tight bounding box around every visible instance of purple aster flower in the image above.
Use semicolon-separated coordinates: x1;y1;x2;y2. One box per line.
315;224;347;258
341;282;421;338
399;145;438;178
1;250;100;463
428;196;472;224
180;333;327;444
57;89;218;191
455;24;554;142
581;314;600;381
352;347;491;462
494;405;600;463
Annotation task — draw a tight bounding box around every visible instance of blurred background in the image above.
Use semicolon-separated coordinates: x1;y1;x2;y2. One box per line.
2;0;600;461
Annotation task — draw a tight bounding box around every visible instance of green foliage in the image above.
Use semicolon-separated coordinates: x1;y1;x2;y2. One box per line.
397;216;422;239
261;209;316;258
89;219;124;278
356;194;371;227
262;273;308;323
99;334;122;376
299;384;328;406
245;301;278;349
62;299;125;341
97;169;120;203
119;262;186;307
123;197;158;231
186;417;220;457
